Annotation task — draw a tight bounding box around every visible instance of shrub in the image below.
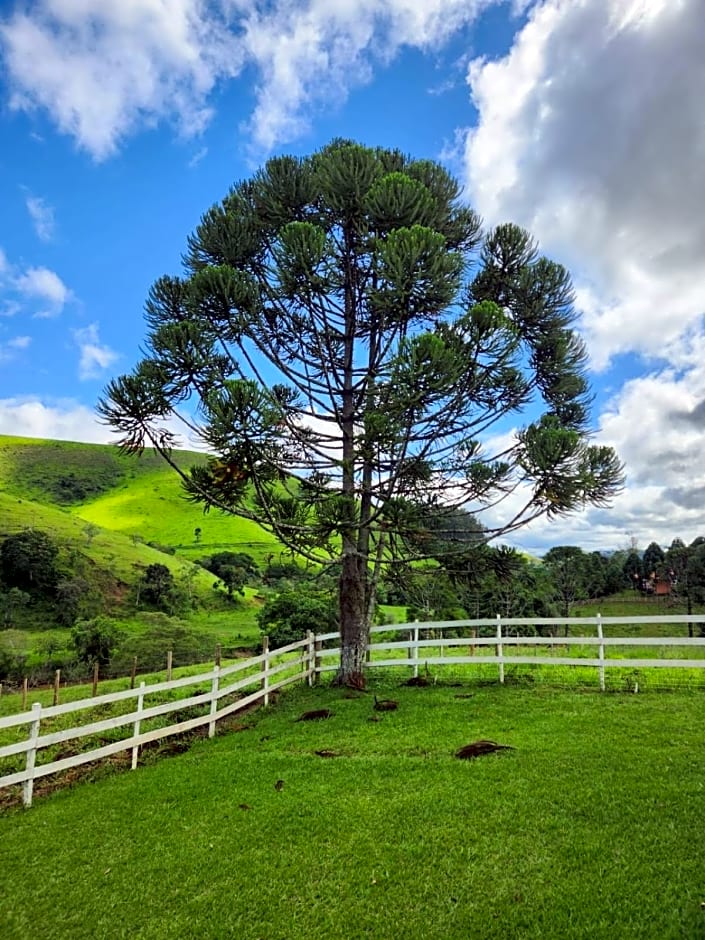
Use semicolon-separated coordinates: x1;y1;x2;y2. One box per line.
256;589;337;650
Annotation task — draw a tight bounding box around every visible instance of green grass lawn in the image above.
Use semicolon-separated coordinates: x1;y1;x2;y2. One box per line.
2;681;705;939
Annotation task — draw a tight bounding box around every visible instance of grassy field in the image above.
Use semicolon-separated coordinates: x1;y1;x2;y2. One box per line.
2;680;704;938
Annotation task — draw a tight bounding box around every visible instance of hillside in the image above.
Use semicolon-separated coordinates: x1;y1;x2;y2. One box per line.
0;435;280;563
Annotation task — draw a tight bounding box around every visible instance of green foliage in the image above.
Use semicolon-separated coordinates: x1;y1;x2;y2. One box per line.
97;140;622;680
199;551;259;600
0;529;59;596
55;577;102;627
71;616;123;666
114;618;219;672
256;589;337;649
138;563;187;615
0;587;30;629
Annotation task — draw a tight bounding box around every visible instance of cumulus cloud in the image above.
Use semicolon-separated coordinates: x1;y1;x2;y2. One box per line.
72;323;119;380
1;0;498;158
15;266;71;317
0;397;113;443
0;249;73;318
24;192;55;241
463;0;705;371
0;0;244;160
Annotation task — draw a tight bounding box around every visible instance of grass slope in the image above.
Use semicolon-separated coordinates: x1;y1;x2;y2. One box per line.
2;682;705;938
0;434;281;564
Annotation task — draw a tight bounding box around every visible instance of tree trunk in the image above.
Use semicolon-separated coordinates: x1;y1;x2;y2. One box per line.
335;551;368;688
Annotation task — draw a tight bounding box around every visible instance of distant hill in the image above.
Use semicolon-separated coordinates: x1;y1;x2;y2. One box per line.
0;435;280;564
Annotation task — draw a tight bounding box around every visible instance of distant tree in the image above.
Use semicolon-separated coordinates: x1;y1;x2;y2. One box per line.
72;616;123;667
543;546;589;622
55;577;94;627
256;590;337;650
137;563;186;614
200;551;258;600
623;550;643;592
82;523;101;546
194;527;202;543
0;587;31;628
99;140;624;685
642;541;665;579
0;529;59;596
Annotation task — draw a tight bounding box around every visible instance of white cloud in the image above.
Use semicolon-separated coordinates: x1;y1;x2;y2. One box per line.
72;323;119;380
0;335;31;363
0;397;113;443
188;145;208;168
463;0;705;371
14;265;72;317
0;0;244;160
1;0;499;158
24;192;55;241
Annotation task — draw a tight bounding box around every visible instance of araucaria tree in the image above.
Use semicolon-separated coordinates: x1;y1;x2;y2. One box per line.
99;140;624;686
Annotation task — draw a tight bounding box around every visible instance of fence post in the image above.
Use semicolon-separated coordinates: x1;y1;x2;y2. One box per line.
597;614;605;692
53;669;61;706
470;628;476;657
412;623;420;678
130;657;138;690
131;682;146;770
306;631;315;687
208;665;220;738
261;636;270;706
166;650;173;682
22;677;28;710
496;615;504;685
314;637;322;685
215;644;222;668
23;702;42;808
92;662;99;698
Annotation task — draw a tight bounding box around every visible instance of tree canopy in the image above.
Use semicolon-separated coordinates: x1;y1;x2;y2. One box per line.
99;139;623;685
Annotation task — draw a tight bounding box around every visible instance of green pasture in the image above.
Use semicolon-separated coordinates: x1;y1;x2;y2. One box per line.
2;682;705;938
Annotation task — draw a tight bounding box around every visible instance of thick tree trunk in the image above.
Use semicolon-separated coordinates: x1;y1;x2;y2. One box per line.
335;551;369;688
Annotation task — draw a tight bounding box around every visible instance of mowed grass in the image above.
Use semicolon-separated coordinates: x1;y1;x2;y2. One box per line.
2;682;705;939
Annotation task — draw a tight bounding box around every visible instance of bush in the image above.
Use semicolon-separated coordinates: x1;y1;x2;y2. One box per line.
256;589;337;650
72;616;123;667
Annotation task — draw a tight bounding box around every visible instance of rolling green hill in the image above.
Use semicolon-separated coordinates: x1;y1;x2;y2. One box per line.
0;434;280;563
0;435;287;659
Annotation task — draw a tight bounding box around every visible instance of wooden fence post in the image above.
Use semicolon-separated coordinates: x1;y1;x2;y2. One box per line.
314;637;322;685
412;623;420;678
470;629;476;657
92;662;99;698
306;632;315;687
215;644;222;668
261;636;270;706
53;669;61;706
166;650;173;682
23;702;42;808
208;666;220;738
131;682;145;770
597;614;605;692
130;657;138;690
22;677;28;710
496;615;504;685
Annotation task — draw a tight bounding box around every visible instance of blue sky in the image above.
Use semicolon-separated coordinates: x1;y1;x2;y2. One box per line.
0;0;703;555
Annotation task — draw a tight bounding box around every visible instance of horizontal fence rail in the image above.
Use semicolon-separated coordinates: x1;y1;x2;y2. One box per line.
0;633;317;808
3;616;705;807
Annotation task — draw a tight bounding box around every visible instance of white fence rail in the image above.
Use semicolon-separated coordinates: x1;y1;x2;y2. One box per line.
4;615;705;807
0;632;316;808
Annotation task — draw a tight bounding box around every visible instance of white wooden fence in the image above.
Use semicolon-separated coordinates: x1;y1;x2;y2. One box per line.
314;615;705;687
0;632;317;808
3;614;705;807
